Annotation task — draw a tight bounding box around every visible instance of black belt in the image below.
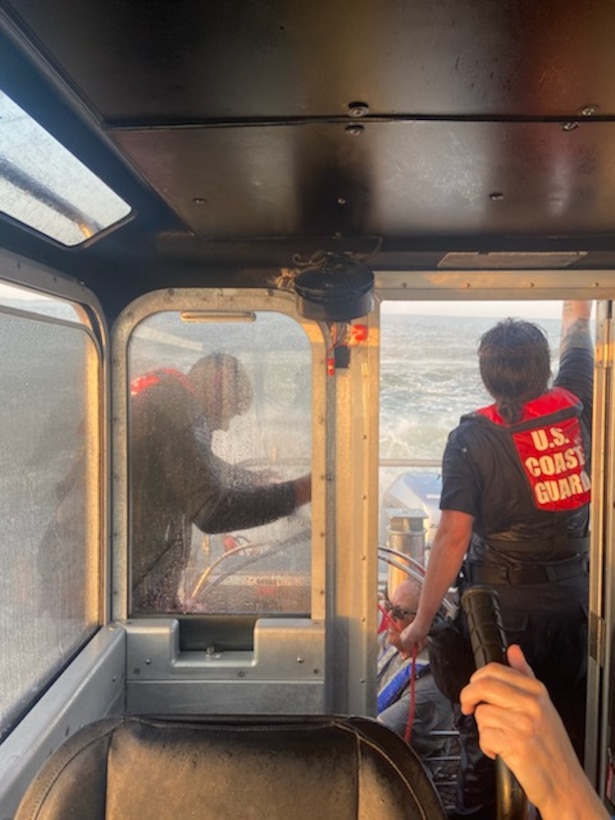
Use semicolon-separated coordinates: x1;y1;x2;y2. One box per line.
486;535;589;555
463;554;588;586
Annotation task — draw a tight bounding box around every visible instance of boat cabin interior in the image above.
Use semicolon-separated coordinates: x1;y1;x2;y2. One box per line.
2;1;615;817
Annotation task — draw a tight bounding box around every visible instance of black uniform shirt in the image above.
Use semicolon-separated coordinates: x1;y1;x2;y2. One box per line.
440;344;593;564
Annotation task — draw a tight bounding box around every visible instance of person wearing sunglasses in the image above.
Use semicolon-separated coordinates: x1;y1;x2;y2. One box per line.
377;578;454;776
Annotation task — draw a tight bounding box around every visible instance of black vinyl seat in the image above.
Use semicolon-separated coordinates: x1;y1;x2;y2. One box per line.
15;714;446;819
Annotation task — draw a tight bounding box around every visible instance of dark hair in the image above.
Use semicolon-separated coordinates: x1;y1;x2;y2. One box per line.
478;318;551;423
188;352;252;415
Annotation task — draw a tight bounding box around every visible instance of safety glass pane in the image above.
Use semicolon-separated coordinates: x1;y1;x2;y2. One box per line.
0;280;79;321
0;296;100;741
0;90;131;246
128;310;312;616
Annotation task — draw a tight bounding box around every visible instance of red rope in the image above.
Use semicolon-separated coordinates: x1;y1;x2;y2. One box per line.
377;601;399;633
404;644;418;744
378;602;419;746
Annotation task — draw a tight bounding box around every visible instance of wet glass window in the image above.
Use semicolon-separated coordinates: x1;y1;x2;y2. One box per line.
127;310;312;616
0;292;100;741
0;90;131;246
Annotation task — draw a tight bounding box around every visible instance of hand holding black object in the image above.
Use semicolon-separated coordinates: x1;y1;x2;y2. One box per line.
461;587;528;820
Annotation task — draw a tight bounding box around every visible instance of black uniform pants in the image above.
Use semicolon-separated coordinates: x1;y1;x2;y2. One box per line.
453;574;588;818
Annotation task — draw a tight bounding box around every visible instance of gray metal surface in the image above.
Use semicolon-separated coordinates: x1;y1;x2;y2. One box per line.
0;626;125;819
124;618;325;715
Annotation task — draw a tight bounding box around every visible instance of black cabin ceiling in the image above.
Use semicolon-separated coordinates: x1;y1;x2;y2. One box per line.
1;0;615;309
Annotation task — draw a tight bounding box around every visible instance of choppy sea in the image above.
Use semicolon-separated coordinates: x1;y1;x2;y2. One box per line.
379;312;561;465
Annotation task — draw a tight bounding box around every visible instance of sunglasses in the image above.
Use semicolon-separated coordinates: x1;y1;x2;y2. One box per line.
382;599;417;622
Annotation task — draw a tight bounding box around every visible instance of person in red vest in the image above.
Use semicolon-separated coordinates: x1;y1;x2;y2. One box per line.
129;352;311;612
400;301;593;819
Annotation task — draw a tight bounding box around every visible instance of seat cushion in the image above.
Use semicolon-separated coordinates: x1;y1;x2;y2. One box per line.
15;715;445;819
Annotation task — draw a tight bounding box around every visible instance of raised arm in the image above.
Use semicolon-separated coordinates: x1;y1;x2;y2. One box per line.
560;300;593;352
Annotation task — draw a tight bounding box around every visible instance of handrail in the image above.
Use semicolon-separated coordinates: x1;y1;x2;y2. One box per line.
378;545;426;576
378;546;457;617
379;458;441;469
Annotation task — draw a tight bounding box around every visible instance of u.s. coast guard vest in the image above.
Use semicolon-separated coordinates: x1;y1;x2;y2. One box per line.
475;387;591;512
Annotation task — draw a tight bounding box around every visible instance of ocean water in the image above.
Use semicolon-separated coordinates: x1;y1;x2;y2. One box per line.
377;310;562;550
379;312;561;466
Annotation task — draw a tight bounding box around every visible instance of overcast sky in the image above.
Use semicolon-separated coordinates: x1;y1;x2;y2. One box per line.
381;300;564;320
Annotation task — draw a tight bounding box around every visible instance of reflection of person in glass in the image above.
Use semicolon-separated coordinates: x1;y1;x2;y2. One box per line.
129;352;311;612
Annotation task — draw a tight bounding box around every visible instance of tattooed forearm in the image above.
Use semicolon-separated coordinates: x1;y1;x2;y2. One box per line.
560;301;592;351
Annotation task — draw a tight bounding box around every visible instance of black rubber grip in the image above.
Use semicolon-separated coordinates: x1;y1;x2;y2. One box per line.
461;586;528;820
461;586;507;668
